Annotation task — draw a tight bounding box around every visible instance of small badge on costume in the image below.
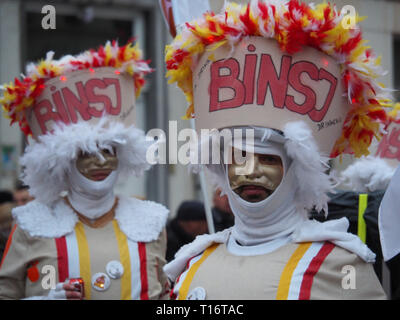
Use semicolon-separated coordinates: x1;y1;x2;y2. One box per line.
187;287;206;300
106;260;124;279
92;272;110;292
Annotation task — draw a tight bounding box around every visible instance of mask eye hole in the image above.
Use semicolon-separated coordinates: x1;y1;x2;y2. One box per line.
258;154;282;166
101;147;116;156
78;150;91;159
230;148;248;161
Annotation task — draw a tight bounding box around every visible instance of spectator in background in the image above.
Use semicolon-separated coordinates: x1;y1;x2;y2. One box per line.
212;188;234;232
166;201;208;261
0;191;14;261
13;182;34;207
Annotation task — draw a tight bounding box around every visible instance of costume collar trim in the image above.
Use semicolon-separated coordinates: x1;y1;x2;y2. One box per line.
226;234;291;256
12;195;169;242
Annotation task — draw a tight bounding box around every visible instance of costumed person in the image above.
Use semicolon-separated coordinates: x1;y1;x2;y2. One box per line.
0;40;170;300
163;0;393;300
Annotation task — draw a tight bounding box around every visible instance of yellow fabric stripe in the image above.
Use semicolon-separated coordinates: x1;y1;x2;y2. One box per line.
112;220;132;300
276;242;312;300
178;243;219;300
75;222;91;300
358;193;368;243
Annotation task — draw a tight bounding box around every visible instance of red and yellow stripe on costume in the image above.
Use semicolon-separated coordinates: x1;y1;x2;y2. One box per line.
171;241;385;300
0;221;167;300
54;221;149;300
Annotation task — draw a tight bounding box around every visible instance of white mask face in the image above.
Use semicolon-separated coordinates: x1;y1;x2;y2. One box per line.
228;150;284;203
221;137;307;246
67;149;119;220
76;148;118;181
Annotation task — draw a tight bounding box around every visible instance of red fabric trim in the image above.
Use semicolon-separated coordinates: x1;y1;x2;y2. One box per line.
299;242;335;300
55;236;69;282
0;224;18;269
138;242;149;300
170;254;197;300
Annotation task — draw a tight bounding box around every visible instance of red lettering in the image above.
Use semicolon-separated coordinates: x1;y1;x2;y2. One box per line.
257;54;291;108
209;58;245;112
62;82;91;123
85;79;112;117
243;53;257;104
33;99;62;134
207;46;337;124
103;78;122;115
285;61;317;114
51;90;70;124
308;68;338;122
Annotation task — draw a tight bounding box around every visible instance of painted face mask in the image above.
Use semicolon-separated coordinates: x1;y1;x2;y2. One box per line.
228;150;284;203
76;148;118;181
220;129;306;246
68;147;119;220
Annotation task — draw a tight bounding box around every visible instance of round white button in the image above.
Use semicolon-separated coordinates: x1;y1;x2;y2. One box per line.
91;272;110;292
187;287;206;300
106;260;124;279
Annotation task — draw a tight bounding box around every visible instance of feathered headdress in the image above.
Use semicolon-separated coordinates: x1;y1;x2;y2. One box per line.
165;0;395;158
1;39;152;136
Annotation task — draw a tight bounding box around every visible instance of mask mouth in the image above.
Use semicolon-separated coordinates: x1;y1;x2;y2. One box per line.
85;168;113;181
233;183;274;203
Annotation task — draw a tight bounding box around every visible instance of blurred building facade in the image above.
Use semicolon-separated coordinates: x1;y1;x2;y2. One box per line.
0;0;399;217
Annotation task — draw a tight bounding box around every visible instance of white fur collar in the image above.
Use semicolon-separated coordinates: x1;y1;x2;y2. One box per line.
12;195;169;242
114;196;169;242
12;200;78;239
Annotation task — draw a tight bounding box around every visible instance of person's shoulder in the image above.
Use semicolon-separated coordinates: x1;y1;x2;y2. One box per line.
326;243;386;299
164;228;231;281
305;241;371;270
3;222;51;249
12;199;78;239
115;195;169;242
327;242;370;265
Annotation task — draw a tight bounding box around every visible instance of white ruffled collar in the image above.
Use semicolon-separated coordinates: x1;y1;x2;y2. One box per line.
12;195;169;242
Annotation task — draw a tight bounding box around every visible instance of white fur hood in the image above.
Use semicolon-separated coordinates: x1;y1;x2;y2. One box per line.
12;195;169;242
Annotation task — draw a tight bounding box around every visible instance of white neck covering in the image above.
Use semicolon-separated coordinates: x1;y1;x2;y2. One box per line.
67;164;118;220
223;137;307;246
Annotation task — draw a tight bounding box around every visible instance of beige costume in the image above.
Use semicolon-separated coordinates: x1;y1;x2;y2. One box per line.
0;196;169;300
172;235;385;300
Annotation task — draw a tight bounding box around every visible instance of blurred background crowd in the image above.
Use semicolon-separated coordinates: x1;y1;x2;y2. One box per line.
0;182;34;260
